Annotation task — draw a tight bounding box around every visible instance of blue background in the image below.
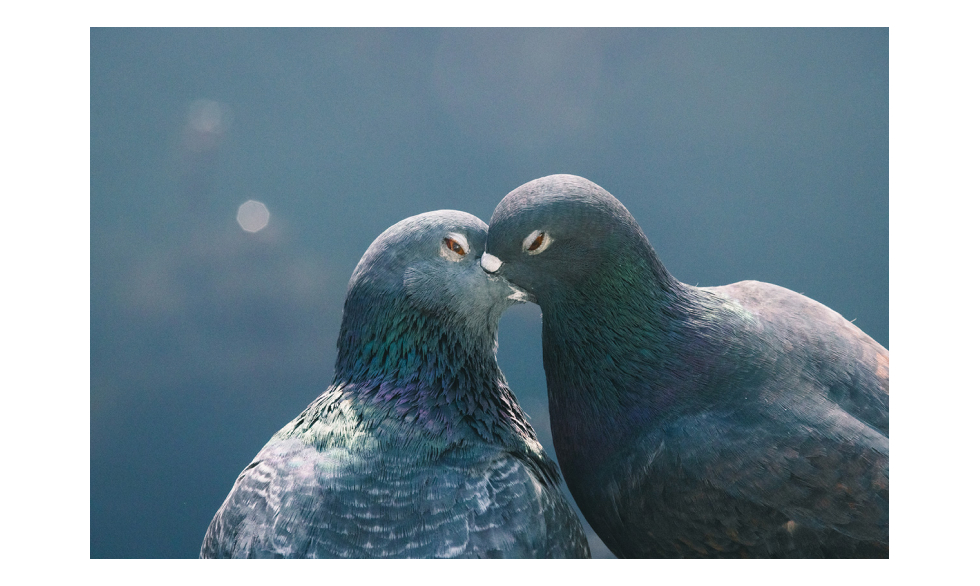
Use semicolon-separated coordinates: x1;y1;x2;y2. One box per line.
90;28;887;558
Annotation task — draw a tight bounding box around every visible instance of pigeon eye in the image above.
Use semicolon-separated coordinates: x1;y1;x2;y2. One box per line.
439;232;470;262
445;238;466;256
522;230;552;255
439;233;470;262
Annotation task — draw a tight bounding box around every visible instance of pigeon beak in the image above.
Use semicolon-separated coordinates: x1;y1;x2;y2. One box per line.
480;253;502;274
507;284;533;304
480;253;535;303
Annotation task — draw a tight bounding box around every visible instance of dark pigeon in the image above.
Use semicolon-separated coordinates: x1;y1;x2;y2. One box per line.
482;175;888;558
201;210;590;558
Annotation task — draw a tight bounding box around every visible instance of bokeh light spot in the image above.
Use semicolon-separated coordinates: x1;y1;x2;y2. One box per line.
188;99;230;134
184;100;231;153
237;200;270;232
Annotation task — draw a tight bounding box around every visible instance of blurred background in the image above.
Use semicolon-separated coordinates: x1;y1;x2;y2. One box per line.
90;28;887;559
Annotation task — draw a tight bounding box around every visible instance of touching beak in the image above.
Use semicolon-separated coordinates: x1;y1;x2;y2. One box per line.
480;253;534;303
481;253;502;274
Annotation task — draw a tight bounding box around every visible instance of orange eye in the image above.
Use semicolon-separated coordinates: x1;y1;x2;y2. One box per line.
445;237;466;256
527;232;545;251
522;230;551;255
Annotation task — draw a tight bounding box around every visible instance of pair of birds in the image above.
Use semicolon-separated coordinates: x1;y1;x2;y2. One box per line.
201;175;888;558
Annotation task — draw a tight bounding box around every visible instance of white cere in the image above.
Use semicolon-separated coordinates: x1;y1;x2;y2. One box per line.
481;253;502;273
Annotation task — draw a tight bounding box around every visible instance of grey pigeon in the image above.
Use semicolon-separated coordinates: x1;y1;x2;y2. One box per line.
482;175;888;558
201;210;590;558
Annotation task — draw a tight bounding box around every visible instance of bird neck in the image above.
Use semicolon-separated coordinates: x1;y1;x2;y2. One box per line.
539;250;749;476
332;295;537;445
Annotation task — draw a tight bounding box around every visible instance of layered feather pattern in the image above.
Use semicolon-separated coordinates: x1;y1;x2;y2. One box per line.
485;175;887;558
202;210;590;558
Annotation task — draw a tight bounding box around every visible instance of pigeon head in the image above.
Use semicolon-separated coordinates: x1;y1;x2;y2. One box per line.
483;174;674;308
336;210;525;383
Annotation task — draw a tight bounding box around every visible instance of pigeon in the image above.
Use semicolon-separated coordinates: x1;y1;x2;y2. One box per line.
201;210;590;558
482;175;888;558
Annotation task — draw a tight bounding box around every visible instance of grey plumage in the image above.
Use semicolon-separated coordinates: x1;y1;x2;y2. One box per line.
483;175;888;558
202;210;590;558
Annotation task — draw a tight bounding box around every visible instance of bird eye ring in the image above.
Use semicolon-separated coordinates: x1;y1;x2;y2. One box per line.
522;230;552;255
445;237;466;256
440;233;469;261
